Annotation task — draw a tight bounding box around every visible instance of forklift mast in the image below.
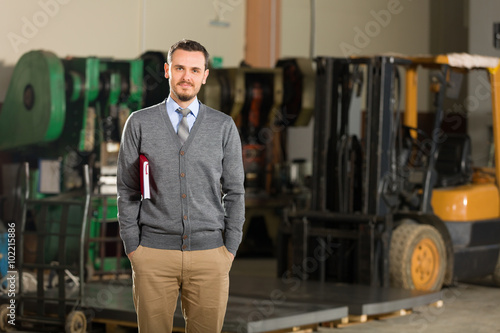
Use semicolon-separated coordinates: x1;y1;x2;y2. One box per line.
311;56;443;216
289;56;425;287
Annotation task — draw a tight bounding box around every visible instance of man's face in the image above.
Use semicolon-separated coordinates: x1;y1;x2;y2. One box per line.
164;49;209;106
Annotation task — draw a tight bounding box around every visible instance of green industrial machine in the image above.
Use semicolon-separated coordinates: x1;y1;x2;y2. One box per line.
0;51;66;151
0;50;144;279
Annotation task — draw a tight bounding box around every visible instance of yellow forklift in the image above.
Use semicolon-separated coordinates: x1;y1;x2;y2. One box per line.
278;54;500;291
398;54;500;290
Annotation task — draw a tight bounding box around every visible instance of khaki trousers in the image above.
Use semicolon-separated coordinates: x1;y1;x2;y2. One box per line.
130;246;233;333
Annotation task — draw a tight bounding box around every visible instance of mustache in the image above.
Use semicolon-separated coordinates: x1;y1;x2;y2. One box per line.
177;81;193;87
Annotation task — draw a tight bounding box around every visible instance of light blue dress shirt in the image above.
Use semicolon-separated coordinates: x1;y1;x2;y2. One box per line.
166;96;199;133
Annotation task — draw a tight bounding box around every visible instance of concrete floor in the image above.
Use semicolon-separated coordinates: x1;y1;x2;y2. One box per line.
231;258;500;333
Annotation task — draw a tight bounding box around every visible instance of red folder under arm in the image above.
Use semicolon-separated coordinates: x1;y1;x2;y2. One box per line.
140;154;150;199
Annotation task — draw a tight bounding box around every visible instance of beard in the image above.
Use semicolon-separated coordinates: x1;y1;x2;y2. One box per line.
174;91;196;102
172;82;198;102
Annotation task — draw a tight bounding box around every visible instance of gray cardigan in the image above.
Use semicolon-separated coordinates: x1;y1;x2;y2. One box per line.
117;101;245;256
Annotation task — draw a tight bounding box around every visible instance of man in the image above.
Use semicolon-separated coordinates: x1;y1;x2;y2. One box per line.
117;39;245;332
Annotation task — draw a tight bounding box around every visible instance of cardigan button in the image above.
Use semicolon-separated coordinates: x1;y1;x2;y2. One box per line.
180;151;185;155
182;194;187;198
180;172;185;177
183;235;188;239
182;245;187;249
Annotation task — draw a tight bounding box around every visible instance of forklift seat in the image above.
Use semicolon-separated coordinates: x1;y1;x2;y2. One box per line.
435;133;473;187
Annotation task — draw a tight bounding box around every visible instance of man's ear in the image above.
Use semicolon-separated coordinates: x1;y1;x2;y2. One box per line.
202;68;209;84
164;63;169;79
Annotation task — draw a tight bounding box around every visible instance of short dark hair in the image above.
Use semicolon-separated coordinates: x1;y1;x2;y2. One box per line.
167;39;210;69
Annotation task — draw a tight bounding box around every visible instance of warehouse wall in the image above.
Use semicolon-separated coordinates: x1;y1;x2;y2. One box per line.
0;0;245;101
282;0;431;164
469;0;500;59
467;0;500;165
283;0;430;59
429;0;468;55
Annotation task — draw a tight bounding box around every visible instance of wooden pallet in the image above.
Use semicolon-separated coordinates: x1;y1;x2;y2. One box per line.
317;309;411;329
319;300;443;329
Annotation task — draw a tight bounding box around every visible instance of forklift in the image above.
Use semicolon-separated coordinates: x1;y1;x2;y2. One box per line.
278;54;500;291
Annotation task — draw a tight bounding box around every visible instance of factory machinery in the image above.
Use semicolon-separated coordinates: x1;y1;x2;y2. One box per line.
0;50;144;277
3;50;494;332
0;50;145;332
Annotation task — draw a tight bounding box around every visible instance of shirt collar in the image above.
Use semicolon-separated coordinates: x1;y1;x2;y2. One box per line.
166;96;200;118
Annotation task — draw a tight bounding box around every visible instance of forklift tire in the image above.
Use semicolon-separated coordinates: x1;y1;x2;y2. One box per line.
390;223;446;291
493;253;500;287
0;304;13;332
65;310;87;333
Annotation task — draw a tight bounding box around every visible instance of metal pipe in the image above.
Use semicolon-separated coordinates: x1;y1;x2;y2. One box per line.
270;0;277;67
140;0;147;53
310;0;316;59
